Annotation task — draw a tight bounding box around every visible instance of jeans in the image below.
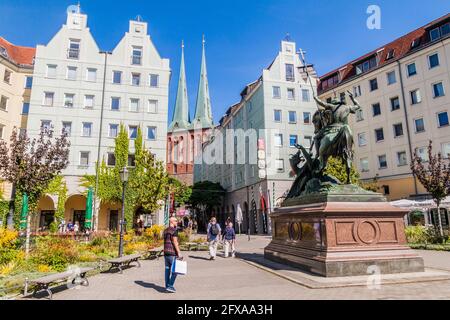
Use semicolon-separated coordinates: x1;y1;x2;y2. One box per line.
164;256;178;288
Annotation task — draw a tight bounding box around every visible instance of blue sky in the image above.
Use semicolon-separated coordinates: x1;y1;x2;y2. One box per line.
1;0;449;123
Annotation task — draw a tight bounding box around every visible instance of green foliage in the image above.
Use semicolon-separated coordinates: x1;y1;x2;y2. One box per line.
169;178;192;207
44;175;68;222
324;156;360;184
0;200;10;229
0;229;21;265
177;231;188;245
189;181;225;212
31;237;79;272
405;226;449;244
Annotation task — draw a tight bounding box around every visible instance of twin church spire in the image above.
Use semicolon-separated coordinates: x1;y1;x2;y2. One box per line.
168;36;214;132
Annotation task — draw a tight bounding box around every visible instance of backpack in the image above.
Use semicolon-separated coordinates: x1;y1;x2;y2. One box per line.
210;223;220;236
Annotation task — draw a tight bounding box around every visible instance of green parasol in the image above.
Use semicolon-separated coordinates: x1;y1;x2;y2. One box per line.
19;193;28;230
85;188;93;230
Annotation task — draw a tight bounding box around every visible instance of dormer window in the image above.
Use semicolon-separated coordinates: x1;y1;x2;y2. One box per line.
429;22;450;42
0;47;7;58
386;49;395;60
355;56;377;75
411;38;421;49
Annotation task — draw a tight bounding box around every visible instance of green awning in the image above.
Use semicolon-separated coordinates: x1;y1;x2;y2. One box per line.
85;188;93;230
20;193;28;230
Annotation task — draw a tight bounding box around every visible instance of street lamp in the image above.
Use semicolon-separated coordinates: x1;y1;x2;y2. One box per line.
118;167;129;257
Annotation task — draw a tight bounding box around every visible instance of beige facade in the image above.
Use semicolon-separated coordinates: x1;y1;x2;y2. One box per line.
318;15;450;201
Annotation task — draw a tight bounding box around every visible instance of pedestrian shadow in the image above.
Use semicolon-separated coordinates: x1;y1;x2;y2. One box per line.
188;255;211;261
135;281;167;293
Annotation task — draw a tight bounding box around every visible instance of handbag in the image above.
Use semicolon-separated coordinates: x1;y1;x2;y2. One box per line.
172;259;187;275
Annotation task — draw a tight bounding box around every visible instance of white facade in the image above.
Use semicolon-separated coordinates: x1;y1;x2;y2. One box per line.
27;10;170;226
195;40;318;234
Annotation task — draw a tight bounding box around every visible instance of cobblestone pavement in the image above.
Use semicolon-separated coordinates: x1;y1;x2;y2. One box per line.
36;235;450;300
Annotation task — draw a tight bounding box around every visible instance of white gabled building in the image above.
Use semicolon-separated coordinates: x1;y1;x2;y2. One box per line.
27;7;170;231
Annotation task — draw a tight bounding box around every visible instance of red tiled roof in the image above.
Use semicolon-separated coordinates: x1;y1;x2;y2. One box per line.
0;37;35;67
319;13;450;94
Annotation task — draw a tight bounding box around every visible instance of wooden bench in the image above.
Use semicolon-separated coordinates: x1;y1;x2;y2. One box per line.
107;254;142;274
146;247;164;260
26;267;94;300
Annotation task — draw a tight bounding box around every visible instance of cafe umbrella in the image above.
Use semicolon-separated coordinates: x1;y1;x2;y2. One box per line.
85;188;93;230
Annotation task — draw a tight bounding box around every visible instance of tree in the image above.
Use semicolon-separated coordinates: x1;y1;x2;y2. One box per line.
324;156;360;185
0;128;70;254
169;177;192;208
189;181;225;213
411;141;450;238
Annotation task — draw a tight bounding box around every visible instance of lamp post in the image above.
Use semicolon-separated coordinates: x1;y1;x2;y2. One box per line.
118;167;129;257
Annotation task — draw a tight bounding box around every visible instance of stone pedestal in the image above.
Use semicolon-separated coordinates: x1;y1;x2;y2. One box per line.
265;200;425;277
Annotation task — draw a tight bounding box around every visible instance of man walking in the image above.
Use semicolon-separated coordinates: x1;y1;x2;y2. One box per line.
207;217;221;260
163;217;183;293
223;222;236;258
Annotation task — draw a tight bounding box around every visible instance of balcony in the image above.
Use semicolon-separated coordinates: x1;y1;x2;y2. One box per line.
67;49;80;60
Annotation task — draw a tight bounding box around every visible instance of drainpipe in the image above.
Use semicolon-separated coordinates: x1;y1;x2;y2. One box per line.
396;60;419;196
93;51;111;231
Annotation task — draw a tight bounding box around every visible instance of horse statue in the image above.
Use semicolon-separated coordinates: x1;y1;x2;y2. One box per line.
285;91;362;199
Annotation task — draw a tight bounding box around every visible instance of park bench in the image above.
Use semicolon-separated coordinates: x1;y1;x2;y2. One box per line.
25;267;95;300
106;254;142;274
146;247;164;260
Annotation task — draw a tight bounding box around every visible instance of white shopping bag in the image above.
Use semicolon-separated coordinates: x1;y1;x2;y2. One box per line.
172;259;187;275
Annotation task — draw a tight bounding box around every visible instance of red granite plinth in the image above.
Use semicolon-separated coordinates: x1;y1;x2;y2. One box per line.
265;202;425;277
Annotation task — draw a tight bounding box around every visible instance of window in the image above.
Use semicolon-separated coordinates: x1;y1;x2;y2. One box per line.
111;97;120;111
433;82;445;98
353;85;361;97
355;56;377;75
67;66;77;80
273;86;281;99
287;88;295;100
80;152;90;167
46;65;57;78
387;71;396;85
407;63;417;77
393;123;404;138
382;185;390;195
131;73;141;86
64;93;75;108
148;100;157;113
22;102;30;114
442;143;450;159
44;92;54;106
274;110;282;122
428;53;440;69
378;155;388;169
132;47;142;65
416;147;429;162
109;124;119;138
288;111;297;124
386;49;395;60
414;118;425;133
356;109;364;122
107;153;116;167
41;120;52;131
68;39;80;59
113;71;122;84
82;123;92;137
128;155;136;167
304;136;312;148
302;89;310;102
375;128;384;142
369;78;378;91
360;158;369;172
321;74;339;90
372;103;381;117
430;27;440;41
3;69;11;84
397;151;408;166
274;134;283;147
147;127;156;140
149;74;159;88
129;126;138;139
84;95;94;109
25;76;33;88
275;159;285;172
390;97;400;111
0;125;4;139
303;112;311;124
358;132;367;147
62;122;72;136
410;89;421;105
129;98;139;112
437;112;449;128
0;96;8;111
86;68;97;82
285;64;295;81
289;135;298;147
